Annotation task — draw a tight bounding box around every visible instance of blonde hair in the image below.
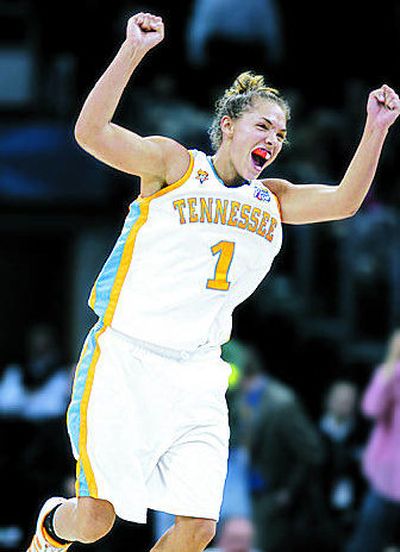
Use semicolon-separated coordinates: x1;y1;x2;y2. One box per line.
208;71;290;151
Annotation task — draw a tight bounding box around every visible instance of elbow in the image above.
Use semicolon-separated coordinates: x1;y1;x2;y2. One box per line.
335;187;361;219
74;117;108;148
347;204;360;217
74;120;90;147
338;203;359;219
74;118;96;148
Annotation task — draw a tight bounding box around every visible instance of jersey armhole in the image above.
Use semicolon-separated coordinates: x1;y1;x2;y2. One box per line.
138;151;195;203
260;182;283;221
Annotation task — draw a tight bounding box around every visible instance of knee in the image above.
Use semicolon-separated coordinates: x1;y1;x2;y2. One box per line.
75;497;116;543
193;519;216;547
196;519;216;546
178;518;216;548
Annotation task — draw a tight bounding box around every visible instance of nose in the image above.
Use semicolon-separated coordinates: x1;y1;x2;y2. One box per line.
264;131;277;147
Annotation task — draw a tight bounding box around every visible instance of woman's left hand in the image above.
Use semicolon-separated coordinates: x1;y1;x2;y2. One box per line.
367;84;400;130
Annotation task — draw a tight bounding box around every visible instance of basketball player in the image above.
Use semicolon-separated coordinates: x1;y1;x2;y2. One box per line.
27;11;400;552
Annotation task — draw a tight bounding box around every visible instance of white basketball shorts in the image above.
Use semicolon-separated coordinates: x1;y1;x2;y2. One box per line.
66;321;231;523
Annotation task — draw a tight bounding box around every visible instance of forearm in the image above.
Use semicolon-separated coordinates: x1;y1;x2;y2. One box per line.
336;121;388;214
75;40;146;138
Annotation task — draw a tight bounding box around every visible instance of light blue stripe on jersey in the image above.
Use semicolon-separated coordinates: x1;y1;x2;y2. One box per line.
78;462;90;496
90;201;141;317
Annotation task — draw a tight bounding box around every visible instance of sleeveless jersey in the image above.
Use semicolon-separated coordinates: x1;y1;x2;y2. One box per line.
88;150;283;351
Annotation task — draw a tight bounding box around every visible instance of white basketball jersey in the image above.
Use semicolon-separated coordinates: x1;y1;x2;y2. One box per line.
88;149;283;351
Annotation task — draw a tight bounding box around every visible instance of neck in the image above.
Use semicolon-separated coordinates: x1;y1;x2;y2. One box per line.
211;150;248;188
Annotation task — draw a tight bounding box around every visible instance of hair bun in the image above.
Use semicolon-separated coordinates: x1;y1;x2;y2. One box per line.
226;71;280;97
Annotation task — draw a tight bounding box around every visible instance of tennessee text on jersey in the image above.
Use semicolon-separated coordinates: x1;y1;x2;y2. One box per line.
172;197;278;242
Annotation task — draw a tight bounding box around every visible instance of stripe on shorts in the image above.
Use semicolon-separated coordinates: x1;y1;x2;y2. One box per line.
67;320;105;497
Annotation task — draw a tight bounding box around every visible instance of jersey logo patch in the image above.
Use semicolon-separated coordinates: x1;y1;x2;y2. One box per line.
196;169;209;184
254;186;271;202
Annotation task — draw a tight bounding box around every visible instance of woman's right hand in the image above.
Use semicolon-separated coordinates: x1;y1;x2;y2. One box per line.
126;12;164;54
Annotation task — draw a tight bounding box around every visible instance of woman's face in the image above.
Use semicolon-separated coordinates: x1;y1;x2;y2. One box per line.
327;383;357;420
222;98;287;180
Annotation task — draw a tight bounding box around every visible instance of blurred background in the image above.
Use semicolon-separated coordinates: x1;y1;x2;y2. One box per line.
1;0;400;550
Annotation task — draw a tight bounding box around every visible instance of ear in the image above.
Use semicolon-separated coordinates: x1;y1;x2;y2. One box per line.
220;115;235;140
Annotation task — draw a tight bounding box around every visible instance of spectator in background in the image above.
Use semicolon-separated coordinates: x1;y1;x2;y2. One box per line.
0;324;71;548
207;516;260;552
240;346;330;552
346;329;400;552
22;324;71;419
319;381;366;548
19;324;72;498
0;324;71;420
186;0;283;105
186;0;283;66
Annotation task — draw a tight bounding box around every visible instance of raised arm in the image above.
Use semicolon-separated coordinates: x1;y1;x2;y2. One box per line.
74;12;190;197
265;85;400;224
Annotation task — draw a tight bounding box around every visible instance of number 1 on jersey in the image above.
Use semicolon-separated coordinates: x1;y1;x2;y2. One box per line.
207;241;235;291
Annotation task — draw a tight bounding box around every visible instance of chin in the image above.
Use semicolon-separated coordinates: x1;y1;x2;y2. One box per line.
248;161;272;180
250;167;263;180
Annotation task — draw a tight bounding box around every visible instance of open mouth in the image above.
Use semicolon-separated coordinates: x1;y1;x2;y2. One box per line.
251;147;271;170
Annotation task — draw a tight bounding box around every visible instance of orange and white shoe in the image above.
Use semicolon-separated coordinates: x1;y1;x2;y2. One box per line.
27;497;71;551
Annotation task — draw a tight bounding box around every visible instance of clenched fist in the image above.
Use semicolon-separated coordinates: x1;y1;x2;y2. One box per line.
126;12;164;54
367;84;400;130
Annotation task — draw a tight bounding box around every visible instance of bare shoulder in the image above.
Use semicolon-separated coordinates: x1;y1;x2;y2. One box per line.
145;135;191;181
140;136;192;197
147;135;188;157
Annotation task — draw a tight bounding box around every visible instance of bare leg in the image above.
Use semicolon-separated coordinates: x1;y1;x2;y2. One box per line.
53;497;115;544
150;516;216;552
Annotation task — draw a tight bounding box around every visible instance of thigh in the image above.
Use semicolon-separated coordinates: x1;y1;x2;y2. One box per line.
147;406;230;521
67;326;177;522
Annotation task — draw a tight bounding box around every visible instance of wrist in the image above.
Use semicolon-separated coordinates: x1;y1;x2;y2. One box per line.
364;118;390;138
120;39;148;62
